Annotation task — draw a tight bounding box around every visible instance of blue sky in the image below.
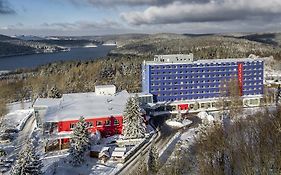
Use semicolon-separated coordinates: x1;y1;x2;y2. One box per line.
1;0;281;36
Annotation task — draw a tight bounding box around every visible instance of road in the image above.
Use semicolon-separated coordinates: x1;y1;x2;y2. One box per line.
13;115;35;153
116;114;200;175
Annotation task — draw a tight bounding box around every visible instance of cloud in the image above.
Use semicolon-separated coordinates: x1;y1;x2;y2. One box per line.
41;20;121;31
67;0;210;7
0;0;15;14
121;0;281;25
0;20;129;36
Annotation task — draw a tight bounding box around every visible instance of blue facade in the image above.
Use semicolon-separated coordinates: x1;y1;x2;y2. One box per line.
142;59;264;102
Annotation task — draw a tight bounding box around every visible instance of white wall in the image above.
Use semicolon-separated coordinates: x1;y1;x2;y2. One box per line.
95;85;116;95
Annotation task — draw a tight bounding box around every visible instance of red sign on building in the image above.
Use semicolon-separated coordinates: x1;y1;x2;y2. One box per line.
178;104;189;110
237;63;243;96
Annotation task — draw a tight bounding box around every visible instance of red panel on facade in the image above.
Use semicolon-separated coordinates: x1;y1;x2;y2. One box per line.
178;104;189;110
238;63;243;96
58;115;123;138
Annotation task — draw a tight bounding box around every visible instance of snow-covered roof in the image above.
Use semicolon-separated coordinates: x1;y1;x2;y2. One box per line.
95;85;116;88
111;151;125;157
33;98;61;107
145;57;264;65
35;90;131;122
99;151;110;158
131;92;153;97
113;147;126;152
111;147;126;157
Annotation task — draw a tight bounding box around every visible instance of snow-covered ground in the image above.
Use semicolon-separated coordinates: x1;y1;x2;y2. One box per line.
42;148;121;175
3;109;33;130
0;101;36;174
180;128;196;143
7;100;33;111
2;101;33;130
165;119;192;128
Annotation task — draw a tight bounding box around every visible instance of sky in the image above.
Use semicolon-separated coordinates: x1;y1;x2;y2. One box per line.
0;0;281;36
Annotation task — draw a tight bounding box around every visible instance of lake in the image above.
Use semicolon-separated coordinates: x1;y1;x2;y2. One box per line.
0;45;115;71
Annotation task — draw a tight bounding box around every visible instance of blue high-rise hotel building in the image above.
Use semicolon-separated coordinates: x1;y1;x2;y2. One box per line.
142;54;264;105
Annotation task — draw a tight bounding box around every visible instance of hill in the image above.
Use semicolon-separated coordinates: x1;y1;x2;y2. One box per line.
109;33;281;61
0;34;66;58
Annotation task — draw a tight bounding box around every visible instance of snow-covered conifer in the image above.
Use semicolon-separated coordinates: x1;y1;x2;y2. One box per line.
11;141;43;175
148;144;159;174
69;116;90;166
47;85;62;98
123;96;146;139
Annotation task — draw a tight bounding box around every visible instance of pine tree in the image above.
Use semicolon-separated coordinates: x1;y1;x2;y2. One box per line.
11;141;43;175
69;117;90;166
47;85;62;98
123;96;146;139
148;144;159;174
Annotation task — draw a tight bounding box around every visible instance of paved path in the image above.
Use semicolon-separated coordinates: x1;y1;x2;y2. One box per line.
116;115;200;175
13;115;35;153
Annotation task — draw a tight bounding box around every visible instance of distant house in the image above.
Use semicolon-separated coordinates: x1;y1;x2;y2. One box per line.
90;145;110;158
111;147;126;162
99;151;110;164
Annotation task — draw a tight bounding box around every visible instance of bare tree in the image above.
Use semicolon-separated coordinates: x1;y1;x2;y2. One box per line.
219;77;243;119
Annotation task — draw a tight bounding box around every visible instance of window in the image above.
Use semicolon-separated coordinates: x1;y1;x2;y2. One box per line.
105;120;111;126
86;122;93;128
70;123;76;129
114;119;119;126
96;121;103;127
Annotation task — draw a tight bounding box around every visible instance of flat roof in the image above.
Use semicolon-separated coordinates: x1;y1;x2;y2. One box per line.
95;85;116;88
145;58;264;65
35;90;131;122
33;98;61;107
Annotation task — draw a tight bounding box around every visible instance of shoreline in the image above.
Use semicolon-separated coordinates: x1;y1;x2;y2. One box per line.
0;47;70;59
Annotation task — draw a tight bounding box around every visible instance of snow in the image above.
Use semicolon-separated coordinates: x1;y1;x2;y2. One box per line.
0;71;10;75
165;119;192;128
84;44;97;48
111;151;125;158
122;96;146;139
34;90;131;122
197;111;214;122
7;100;32;111
42;153;120;175
146;57;264;65
2;109;33;131
33;98;61;107
180;128;196;142
3;101;34;131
